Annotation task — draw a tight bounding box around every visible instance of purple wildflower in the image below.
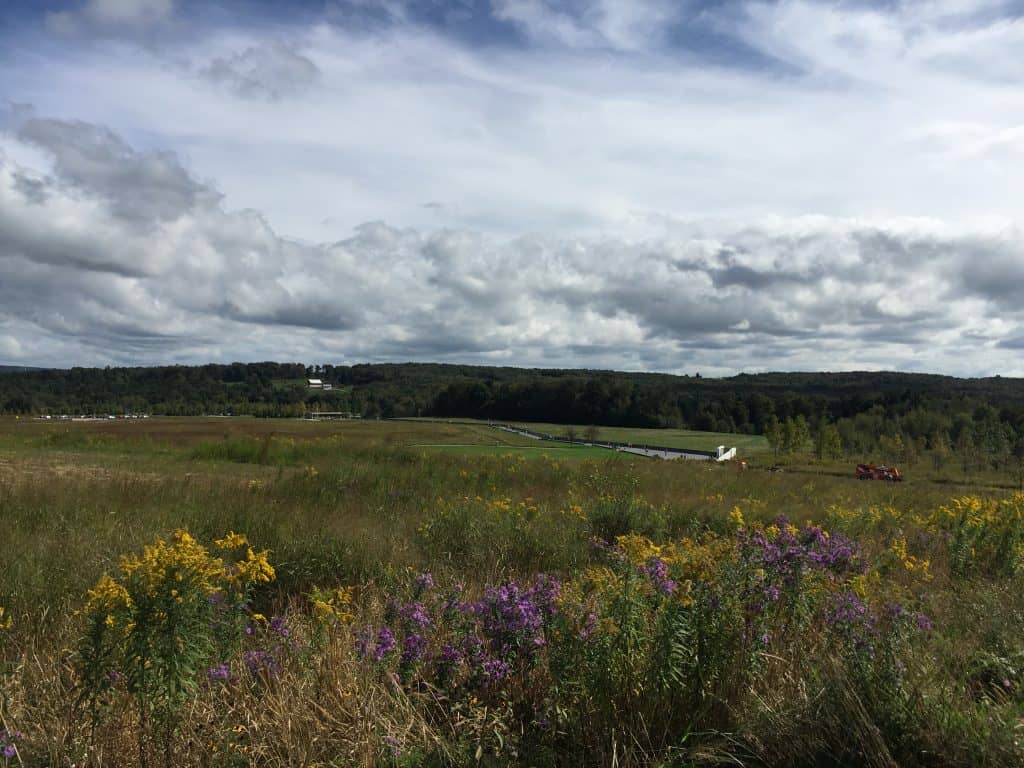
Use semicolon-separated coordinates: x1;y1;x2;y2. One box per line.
374;626;396;661
915;613;933;631
401;632;429;665
243;649;281;677
641;557;677;595
3;745;15;759
579;611;598;640
399;602;432;629
826;591;870;626
207;663;231;681
480;656;511;685
268;615;290;637
438;641;462;666
414;572;435;593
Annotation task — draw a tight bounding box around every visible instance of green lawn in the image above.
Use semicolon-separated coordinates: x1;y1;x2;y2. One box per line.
410;443;627;459
422;418;769;456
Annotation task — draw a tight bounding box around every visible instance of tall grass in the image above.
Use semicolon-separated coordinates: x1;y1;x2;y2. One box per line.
1;418;1024;765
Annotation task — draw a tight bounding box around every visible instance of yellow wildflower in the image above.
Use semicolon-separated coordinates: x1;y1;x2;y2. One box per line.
310;585;355;623
728;506;745;530
215;531;249;549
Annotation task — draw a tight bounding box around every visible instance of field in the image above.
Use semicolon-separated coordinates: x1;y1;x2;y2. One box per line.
411;417;771;455
2;417;1024;766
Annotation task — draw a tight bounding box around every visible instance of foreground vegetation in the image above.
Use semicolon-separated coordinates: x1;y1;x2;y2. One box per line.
2;417;1024;766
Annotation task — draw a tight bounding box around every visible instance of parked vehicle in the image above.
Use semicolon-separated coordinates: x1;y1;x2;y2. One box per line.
856;463;902;481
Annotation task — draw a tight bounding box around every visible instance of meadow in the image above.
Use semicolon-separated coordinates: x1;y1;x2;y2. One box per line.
407;418;771;455
1;417;1023;766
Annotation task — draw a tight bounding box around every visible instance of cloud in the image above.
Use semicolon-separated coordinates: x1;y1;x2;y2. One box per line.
201;42;321;99
2;114;1024;374
16;117;217;226
47;0;176;34
493;0;681;51
4;3;1024;374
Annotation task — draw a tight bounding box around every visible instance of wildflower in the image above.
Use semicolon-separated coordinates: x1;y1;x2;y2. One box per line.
401;632;429;665
243;649;280;677
0;606;11;631
578;611;598;640
229;548;275;586
207;663;231;681
414;572;435;593
438;641;462;666
479;656;511;685
640;556;677;595
310;586;354;623
399;602;432;629
729;506;745;530
215;531;248;550
826;591;874;630
270;616;289;637
373;627;396;661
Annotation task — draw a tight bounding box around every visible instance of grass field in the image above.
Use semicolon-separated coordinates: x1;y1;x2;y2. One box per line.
411;442;620;459
2;416;1024;766
411;417;771;455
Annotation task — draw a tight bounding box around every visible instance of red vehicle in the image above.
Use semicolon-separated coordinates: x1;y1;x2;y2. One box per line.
856;463;902;481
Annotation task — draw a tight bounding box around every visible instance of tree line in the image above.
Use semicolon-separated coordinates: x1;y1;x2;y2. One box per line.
3;362;1024;468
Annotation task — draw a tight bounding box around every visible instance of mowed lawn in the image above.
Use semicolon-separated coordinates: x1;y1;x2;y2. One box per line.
411;443;625;459
426;418;770;456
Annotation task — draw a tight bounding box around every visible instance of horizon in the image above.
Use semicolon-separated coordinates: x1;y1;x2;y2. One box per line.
3;1;1024;376
0;359;1019;383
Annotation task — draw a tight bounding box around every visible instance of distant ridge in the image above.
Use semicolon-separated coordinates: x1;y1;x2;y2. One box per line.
0;365;45;374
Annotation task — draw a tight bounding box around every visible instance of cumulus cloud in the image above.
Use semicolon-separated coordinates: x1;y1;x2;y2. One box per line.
3;2;1024;373
15;116;217;226
1;115;1024;374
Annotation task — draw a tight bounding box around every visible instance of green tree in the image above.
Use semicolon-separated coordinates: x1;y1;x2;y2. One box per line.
815;422;843;460
956;430;978;475
783;415;811;455
878;433;905;465
765;415;784;459
930;430;950;473
1012;436;1024;491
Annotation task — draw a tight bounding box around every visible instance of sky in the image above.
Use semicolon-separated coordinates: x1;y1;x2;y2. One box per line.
2;0;1024;376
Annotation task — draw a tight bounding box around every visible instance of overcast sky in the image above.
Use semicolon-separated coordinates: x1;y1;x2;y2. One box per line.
2;0;1024;375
